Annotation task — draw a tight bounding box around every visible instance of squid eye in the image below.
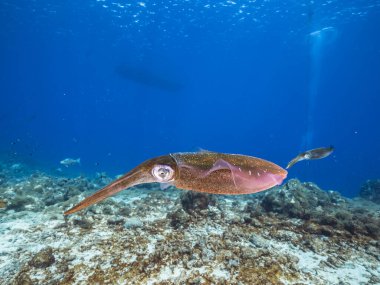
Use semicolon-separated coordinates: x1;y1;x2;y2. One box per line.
152;165;174;182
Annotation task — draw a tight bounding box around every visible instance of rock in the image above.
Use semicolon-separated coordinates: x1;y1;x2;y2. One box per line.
7;196;35;211
94;172;112;186
260;179;348;221
107;216;125;226
167;208;191;229
118;206;131;216
63;187;81;201
29;247;55;268
245;203;264;220
102;205;114;215
44;193;64;206
11;163;23;172
124;218;143;229
73;218;93;229
359;180;380;204
180;191;216;214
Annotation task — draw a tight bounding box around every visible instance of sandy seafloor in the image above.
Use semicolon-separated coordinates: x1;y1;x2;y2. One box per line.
0;162;380;285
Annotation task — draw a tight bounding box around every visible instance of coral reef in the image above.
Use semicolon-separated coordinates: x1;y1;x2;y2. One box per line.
360;179;380;204
0;164;379;285
257;179;380;239
0;169;104;213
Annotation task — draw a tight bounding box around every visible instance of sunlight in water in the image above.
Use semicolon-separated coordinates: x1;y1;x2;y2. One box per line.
304;26;337;149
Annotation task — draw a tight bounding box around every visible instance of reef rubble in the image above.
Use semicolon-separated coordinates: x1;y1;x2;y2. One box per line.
0;163;379;285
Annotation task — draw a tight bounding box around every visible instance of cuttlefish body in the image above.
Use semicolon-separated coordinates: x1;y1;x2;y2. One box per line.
64;152;287;215
286;146;334;169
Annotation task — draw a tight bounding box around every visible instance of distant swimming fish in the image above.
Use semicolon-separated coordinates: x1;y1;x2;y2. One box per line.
286;146;334;169
115;65;182;92
64;152;287;215
60;158;81;168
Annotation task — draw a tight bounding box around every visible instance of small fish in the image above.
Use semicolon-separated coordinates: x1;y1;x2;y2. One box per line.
286;146;334;169
60;158;81;168
64;152;287;215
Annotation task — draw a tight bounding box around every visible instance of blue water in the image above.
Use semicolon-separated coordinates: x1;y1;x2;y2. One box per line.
0;0;379;197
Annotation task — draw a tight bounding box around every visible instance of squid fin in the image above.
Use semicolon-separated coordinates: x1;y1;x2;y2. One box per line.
201;159;238;188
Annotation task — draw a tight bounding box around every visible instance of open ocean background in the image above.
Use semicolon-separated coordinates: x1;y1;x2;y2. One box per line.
0;0;379;197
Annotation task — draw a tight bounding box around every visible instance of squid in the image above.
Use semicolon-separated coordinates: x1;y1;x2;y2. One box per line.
286;146;334;169
64;151;287;215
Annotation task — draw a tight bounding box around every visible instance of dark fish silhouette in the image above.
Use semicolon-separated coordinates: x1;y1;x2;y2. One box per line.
286;146;334;169
64;152;287;215
115;65;182;92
